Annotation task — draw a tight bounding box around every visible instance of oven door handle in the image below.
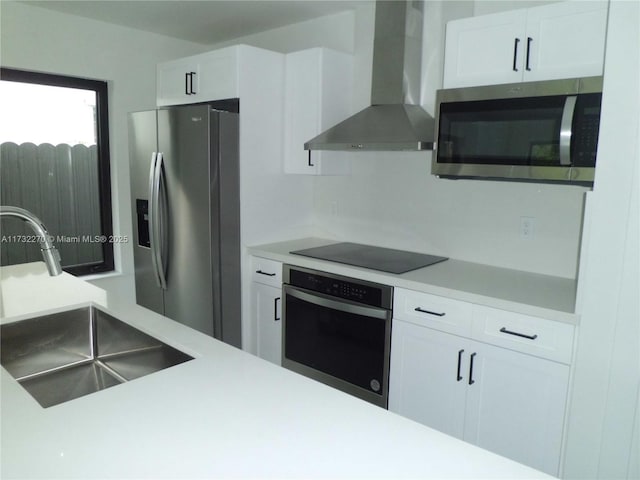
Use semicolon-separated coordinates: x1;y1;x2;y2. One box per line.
284;285;390;320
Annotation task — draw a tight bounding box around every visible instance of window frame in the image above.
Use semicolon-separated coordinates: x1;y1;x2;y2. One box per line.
0;67;114;275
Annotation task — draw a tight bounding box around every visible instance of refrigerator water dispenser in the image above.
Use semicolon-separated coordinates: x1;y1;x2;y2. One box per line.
136;199;150;248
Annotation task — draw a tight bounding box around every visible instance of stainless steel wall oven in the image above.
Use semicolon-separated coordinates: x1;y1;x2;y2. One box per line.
282;265;393;408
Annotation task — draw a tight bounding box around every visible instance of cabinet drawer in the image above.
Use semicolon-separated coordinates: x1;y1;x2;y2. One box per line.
394;288;473;337
472;306;575;364
251;257;282;287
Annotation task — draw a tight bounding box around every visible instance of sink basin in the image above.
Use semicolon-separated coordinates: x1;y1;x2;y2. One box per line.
1;306;193;407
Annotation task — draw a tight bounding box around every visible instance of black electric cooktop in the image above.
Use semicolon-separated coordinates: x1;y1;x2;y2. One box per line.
290;242;448;274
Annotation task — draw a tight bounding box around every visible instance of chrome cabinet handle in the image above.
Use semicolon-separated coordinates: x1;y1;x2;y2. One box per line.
500;327;538;340
414;307;446;317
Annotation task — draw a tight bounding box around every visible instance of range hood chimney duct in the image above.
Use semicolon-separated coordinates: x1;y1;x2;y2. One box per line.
305;0;435;152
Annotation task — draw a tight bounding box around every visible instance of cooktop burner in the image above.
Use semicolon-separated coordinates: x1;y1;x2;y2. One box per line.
290;242;448;274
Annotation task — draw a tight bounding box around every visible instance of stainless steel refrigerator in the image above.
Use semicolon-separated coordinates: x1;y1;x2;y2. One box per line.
128;102;241;347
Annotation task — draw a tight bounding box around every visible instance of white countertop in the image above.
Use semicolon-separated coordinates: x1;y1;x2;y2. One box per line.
249;238;579;324
1;262;552;479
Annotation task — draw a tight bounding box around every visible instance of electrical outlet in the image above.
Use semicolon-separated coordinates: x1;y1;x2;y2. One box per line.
520;216;535;240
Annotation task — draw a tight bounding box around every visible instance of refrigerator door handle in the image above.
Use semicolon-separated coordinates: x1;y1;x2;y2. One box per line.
147;152;159;286
149;152;168;290
156;152;169;290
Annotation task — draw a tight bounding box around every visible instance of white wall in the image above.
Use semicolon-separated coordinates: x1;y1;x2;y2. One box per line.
313;155;586;277
310;0;586;279
212;8;357;54
563;1;640;477
209;3;374;117
0;2;207;301
212;0;586;279
473;0;559;16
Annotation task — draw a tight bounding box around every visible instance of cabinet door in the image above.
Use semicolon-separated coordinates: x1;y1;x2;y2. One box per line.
157;58;198;106
254;282;282;366
443;9;527;88
194;48;239;101
389;320;468;438
463;342;569;476
157;47;240;107
283;48;351;175
523;1;607;82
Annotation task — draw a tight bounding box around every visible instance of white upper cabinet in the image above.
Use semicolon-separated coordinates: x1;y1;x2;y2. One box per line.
157;47;239;106
157;57;199;106
462;340;569;476
283;48;353;175
444;10;527;88
443;1;607;88
523;1;608;82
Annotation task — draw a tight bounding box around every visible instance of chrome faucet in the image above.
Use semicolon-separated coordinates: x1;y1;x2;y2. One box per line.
0;206;63;276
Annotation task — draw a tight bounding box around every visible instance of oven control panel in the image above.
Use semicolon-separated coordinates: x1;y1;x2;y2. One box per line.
287;267;392;309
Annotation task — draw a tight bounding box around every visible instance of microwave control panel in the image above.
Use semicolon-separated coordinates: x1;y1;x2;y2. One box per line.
572;94;602;167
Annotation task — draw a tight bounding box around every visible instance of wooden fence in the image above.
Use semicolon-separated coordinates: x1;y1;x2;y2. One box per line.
0;142;102;269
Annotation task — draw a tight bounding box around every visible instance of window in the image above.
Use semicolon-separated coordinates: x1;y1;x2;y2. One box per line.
0;68;114;275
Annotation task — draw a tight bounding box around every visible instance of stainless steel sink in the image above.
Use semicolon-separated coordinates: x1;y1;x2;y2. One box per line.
1;306;193;407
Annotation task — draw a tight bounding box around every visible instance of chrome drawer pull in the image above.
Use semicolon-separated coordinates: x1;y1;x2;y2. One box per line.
256;270;276;277
500;327;538;340
414;307;446;317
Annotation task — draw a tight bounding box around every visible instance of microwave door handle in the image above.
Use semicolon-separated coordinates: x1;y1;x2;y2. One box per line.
559;96;577;166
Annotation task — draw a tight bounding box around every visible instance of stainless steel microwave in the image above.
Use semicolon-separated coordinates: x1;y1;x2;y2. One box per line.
432;76;603;186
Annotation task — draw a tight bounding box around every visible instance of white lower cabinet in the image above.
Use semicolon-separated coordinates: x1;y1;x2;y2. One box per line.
251;257;282;365
389;321;468;438
463;340;569;475
253;282;282;365
389;288;572;476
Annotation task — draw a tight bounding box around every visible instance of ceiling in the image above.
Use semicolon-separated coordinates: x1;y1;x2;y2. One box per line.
20;0;368;46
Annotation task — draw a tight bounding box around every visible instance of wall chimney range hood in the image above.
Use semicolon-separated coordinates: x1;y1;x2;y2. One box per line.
305;0;435;152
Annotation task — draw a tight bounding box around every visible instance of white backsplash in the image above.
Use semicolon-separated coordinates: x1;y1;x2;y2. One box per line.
312;151;586;279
